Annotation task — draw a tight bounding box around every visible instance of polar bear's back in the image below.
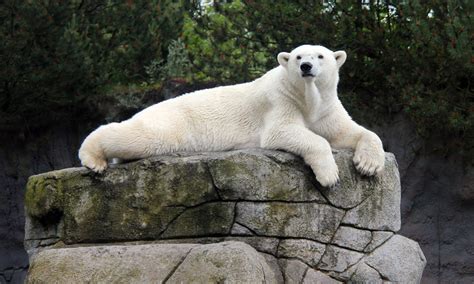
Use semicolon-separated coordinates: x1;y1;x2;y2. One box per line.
131;80;271;151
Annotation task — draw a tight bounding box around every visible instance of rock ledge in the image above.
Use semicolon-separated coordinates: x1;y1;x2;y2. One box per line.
25;149;425;283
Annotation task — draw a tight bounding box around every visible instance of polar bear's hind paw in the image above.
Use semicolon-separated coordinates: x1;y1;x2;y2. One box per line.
81;155;108;173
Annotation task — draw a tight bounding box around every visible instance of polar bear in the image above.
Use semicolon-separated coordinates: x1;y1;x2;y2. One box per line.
79;45;385;187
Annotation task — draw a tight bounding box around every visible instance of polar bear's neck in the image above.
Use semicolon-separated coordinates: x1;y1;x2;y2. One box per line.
271;67;339;117
304;80;339;122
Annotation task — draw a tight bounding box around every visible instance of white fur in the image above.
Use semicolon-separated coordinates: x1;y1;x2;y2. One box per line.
79;45;385;187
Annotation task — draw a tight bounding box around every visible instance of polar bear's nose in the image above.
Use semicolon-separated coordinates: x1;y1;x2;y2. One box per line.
300;62;313;72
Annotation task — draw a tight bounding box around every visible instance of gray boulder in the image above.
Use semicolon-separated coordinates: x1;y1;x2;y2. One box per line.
27;243;197;283
24;149;425;283
27;241;280;284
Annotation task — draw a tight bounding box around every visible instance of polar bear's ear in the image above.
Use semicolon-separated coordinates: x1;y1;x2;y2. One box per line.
334;51;347;68
277;52;291;68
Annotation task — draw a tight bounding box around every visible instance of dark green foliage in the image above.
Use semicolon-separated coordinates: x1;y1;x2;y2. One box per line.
184;0;473;157
0;0;190;128
0;0;472;157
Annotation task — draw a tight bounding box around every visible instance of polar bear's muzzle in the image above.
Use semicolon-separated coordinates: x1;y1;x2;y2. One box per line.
300;62;315;77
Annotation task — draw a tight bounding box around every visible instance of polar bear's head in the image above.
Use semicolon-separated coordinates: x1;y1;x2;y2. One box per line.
277;45;346;89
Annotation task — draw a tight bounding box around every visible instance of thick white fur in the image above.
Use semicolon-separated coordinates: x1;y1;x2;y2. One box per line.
79;45;385;187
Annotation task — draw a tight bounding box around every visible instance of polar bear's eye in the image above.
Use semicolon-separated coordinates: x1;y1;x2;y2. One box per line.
318;55;324;59
296;56;301;60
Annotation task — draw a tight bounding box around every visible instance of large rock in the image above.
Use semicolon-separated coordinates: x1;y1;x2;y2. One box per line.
27;241;280;283
363;235;426;283
167;241;281;283
27;243;196;283
24;149;426;282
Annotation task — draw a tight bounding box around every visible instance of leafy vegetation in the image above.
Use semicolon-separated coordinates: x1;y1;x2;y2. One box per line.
1;0;192;127
1;0;472;157
183;0;473;157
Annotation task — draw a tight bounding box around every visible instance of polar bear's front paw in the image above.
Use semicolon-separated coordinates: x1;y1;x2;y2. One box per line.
81;155;108;173
312;157;340;188
353;146;385;176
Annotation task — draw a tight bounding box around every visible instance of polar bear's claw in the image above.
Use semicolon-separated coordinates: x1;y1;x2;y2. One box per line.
353;148;384;177
317;171;340;188
81;155;108;173
313;158;340;188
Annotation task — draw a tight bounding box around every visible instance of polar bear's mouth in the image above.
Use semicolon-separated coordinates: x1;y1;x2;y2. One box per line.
302;73;315;77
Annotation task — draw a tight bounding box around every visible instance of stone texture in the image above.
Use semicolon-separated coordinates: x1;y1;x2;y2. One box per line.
261;253;285;284
278;259;308;284
23;149;426;283
25;158;220;246
364;234;426;283
277;239;326;266
223;237;279;255
27;243;198;283
364;231;394;252
350;263;382;283
230;223;254;235
318;245;364;273
319;151;398;209
167;241;279;283
327;262;360;282
332;226;372;251
236;202;345;243
341;157;401;231
160;202;235;238
150;236;280;255
303;268;342;284
208;150;326;202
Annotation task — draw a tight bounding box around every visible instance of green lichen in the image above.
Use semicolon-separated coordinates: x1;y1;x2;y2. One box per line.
25;175;64;218
161;202;235;238
212;158;250;180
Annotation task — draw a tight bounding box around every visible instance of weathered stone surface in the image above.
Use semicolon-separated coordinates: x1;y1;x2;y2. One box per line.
160;202;235;238
151;236;279;255
327;262;360;282
342;157;401;231
303;268;342;284
25;159;219;246
27;243;198;283
318;245;364;273
24;149;401;248
332;226;372;251
278;259;308;284
230;223;254;236
364;231;394;252
261;253;285;284
24;149;425;282
350;263;382;283
364;234;426;283
277;239;326;266
236;202;344;243
319;151;398;209
208;150;326;202
224;237;280;255
167;241;279;283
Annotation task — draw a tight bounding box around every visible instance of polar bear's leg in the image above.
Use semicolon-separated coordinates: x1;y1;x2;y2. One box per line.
79;120;157;172
78;125;109;173
262;124;339;187
324;112;385;176
352;130;385;175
